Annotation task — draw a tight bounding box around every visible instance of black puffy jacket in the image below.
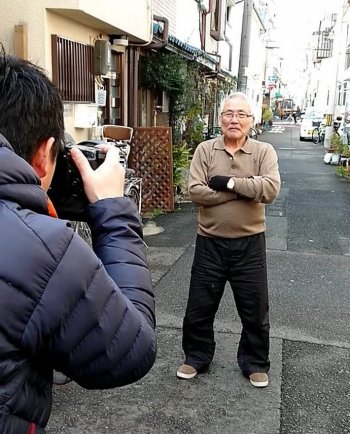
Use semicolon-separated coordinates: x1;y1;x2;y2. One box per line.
0;135;156;434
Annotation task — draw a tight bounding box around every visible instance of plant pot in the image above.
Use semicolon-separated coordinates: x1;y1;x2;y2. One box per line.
330;153;342;165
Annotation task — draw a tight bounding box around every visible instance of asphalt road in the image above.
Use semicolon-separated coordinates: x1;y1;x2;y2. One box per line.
48;122;350;434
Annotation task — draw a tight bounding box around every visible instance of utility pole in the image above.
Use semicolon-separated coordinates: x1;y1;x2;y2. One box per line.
324;0;345;149
237;0;253;93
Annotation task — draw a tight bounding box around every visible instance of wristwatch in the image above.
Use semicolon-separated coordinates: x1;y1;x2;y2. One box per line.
227;177;235;190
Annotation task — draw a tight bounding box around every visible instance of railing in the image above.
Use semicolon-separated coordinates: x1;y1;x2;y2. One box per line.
51;35;94;102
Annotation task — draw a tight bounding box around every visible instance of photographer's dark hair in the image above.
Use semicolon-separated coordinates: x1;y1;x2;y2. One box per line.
0;55;64;162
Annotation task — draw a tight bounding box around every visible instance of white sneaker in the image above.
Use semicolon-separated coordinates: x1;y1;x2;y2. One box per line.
176;364;197;379
249;372;269;388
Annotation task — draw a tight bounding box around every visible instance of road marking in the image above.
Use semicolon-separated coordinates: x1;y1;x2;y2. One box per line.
338;237;350;256
269;126;285;134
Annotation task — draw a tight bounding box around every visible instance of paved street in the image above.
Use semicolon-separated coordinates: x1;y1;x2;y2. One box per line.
48;123;350;434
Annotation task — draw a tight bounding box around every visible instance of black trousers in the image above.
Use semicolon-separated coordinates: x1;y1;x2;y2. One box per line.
182;233;270;376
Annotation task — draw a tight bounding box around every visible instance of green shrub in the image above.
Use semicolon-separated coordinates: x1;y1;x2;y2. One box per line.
331;133;344;154
336;165;349;177
262;108;273;123
173;142;191;196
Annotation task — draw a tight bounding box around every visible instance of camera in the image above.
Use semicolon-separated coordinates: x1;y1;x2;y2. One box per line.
48;142;105;221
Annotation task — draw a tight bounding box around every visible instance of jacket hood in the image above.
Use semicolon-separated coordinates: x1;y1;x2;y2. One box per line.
0;134;49;214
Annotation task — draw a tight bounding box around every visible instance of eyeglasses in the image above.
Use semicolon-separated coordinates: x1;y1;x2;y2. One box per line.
221;111;253;120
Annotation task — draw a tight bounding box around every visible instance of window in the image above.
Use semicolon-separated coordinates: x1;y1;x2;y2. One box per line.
346;46;350;70
51;35;95;102
226;6;232;22
343;81;348;106
210;0;226;41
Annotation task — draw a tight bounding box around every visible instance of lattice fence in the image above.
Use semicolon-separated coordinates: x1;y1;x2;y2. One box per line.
129;127;174;212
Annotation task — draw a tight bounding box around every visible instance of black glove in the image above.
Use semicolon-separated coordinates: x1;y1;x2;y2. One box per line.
208;175;231;191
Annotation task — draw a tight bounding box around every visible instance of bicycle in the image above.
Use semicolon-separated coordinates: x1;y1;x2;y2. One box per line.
312;124;326;144
249;126;259;139
312;122;342;145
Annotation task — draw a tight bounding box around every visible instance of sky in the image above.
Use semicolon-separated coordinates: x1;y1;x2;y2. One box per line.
273;0;344;92
274;0;342;54
274;0;343;69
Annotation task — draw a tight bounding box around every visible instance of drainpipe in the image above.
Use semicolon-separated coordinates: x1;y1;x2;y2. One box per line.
127;48;139;127
225;36;233;72
145;16;169;50
207;52;222;73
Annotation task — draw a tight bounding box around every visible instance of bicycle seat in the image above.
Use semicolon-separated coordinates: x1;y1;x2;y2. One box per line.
113;141;130;148
102;125;133;142
76;140;107;147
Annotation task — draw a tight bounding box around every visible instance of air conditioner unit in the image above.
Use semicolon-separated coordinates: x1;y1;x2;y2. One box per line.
94;39;111;76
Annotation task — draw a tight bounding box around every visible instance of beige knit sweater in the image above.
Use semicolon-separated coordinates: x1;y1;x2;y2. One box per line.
189;135;281;238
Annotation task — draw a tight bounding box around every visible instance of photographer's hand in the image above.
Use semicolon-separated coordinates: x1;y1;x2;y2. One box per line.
70;144;125;204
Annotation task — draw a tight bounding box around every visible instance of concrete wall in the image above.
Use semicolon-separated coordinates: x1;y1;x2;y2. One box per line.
0;2;47;64
47;0;153;42
0;0;153;64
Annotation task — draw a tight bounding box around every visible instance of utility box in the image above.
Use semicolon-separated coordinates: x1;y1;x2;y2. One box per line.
94;39;111;76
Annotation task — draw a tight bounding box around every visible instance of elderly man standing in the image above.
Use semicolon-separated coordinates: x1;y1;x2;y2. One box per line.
177;92;281;387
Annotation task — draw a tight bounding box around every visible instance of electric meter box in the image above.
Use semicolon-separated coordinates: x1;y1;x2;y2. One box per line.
94;39;111;76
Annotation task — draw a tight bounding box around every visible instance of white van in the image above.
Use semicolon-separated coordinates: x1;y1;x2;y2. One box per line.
299;109;324;141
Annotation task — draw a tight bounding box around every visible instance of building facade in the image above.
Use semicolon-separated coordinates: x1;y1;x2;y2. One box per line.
0;0;153;141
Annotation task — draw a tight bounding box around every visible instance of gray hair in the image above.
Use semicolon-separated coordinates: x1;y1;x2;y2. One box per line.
220;92;255;116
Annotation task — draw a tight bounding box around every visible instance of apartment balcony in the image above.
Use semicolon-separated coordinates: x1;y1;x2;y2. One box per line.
312;29;334;63
312;14;336;63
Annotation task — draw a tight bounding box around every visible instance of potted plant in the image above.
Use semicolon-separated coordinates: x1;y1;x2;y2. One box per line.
329;133;344;165
173;141;191;201
332;132;344;152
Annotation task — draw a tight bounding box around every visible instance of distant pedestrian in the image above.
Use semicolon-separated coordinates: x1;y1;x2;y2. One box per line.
176;92;281;388
292;112;297;124
286;112;293;123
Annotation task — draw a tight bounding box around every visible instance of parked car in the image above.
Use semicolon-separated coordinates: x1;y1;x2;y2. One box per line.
300;109;324;141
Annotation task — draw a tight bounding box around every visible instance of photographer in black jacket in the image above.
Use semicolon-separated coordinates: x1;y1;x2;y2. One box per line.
0;54;156;434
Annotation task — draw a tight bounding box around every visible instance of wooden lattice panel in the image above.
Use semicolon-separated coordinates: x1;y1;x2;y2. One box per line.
129;127;174;212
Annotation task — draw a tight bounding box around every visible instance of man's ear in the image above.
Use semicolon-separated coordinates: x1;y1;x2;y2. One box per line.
31;137;55;178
